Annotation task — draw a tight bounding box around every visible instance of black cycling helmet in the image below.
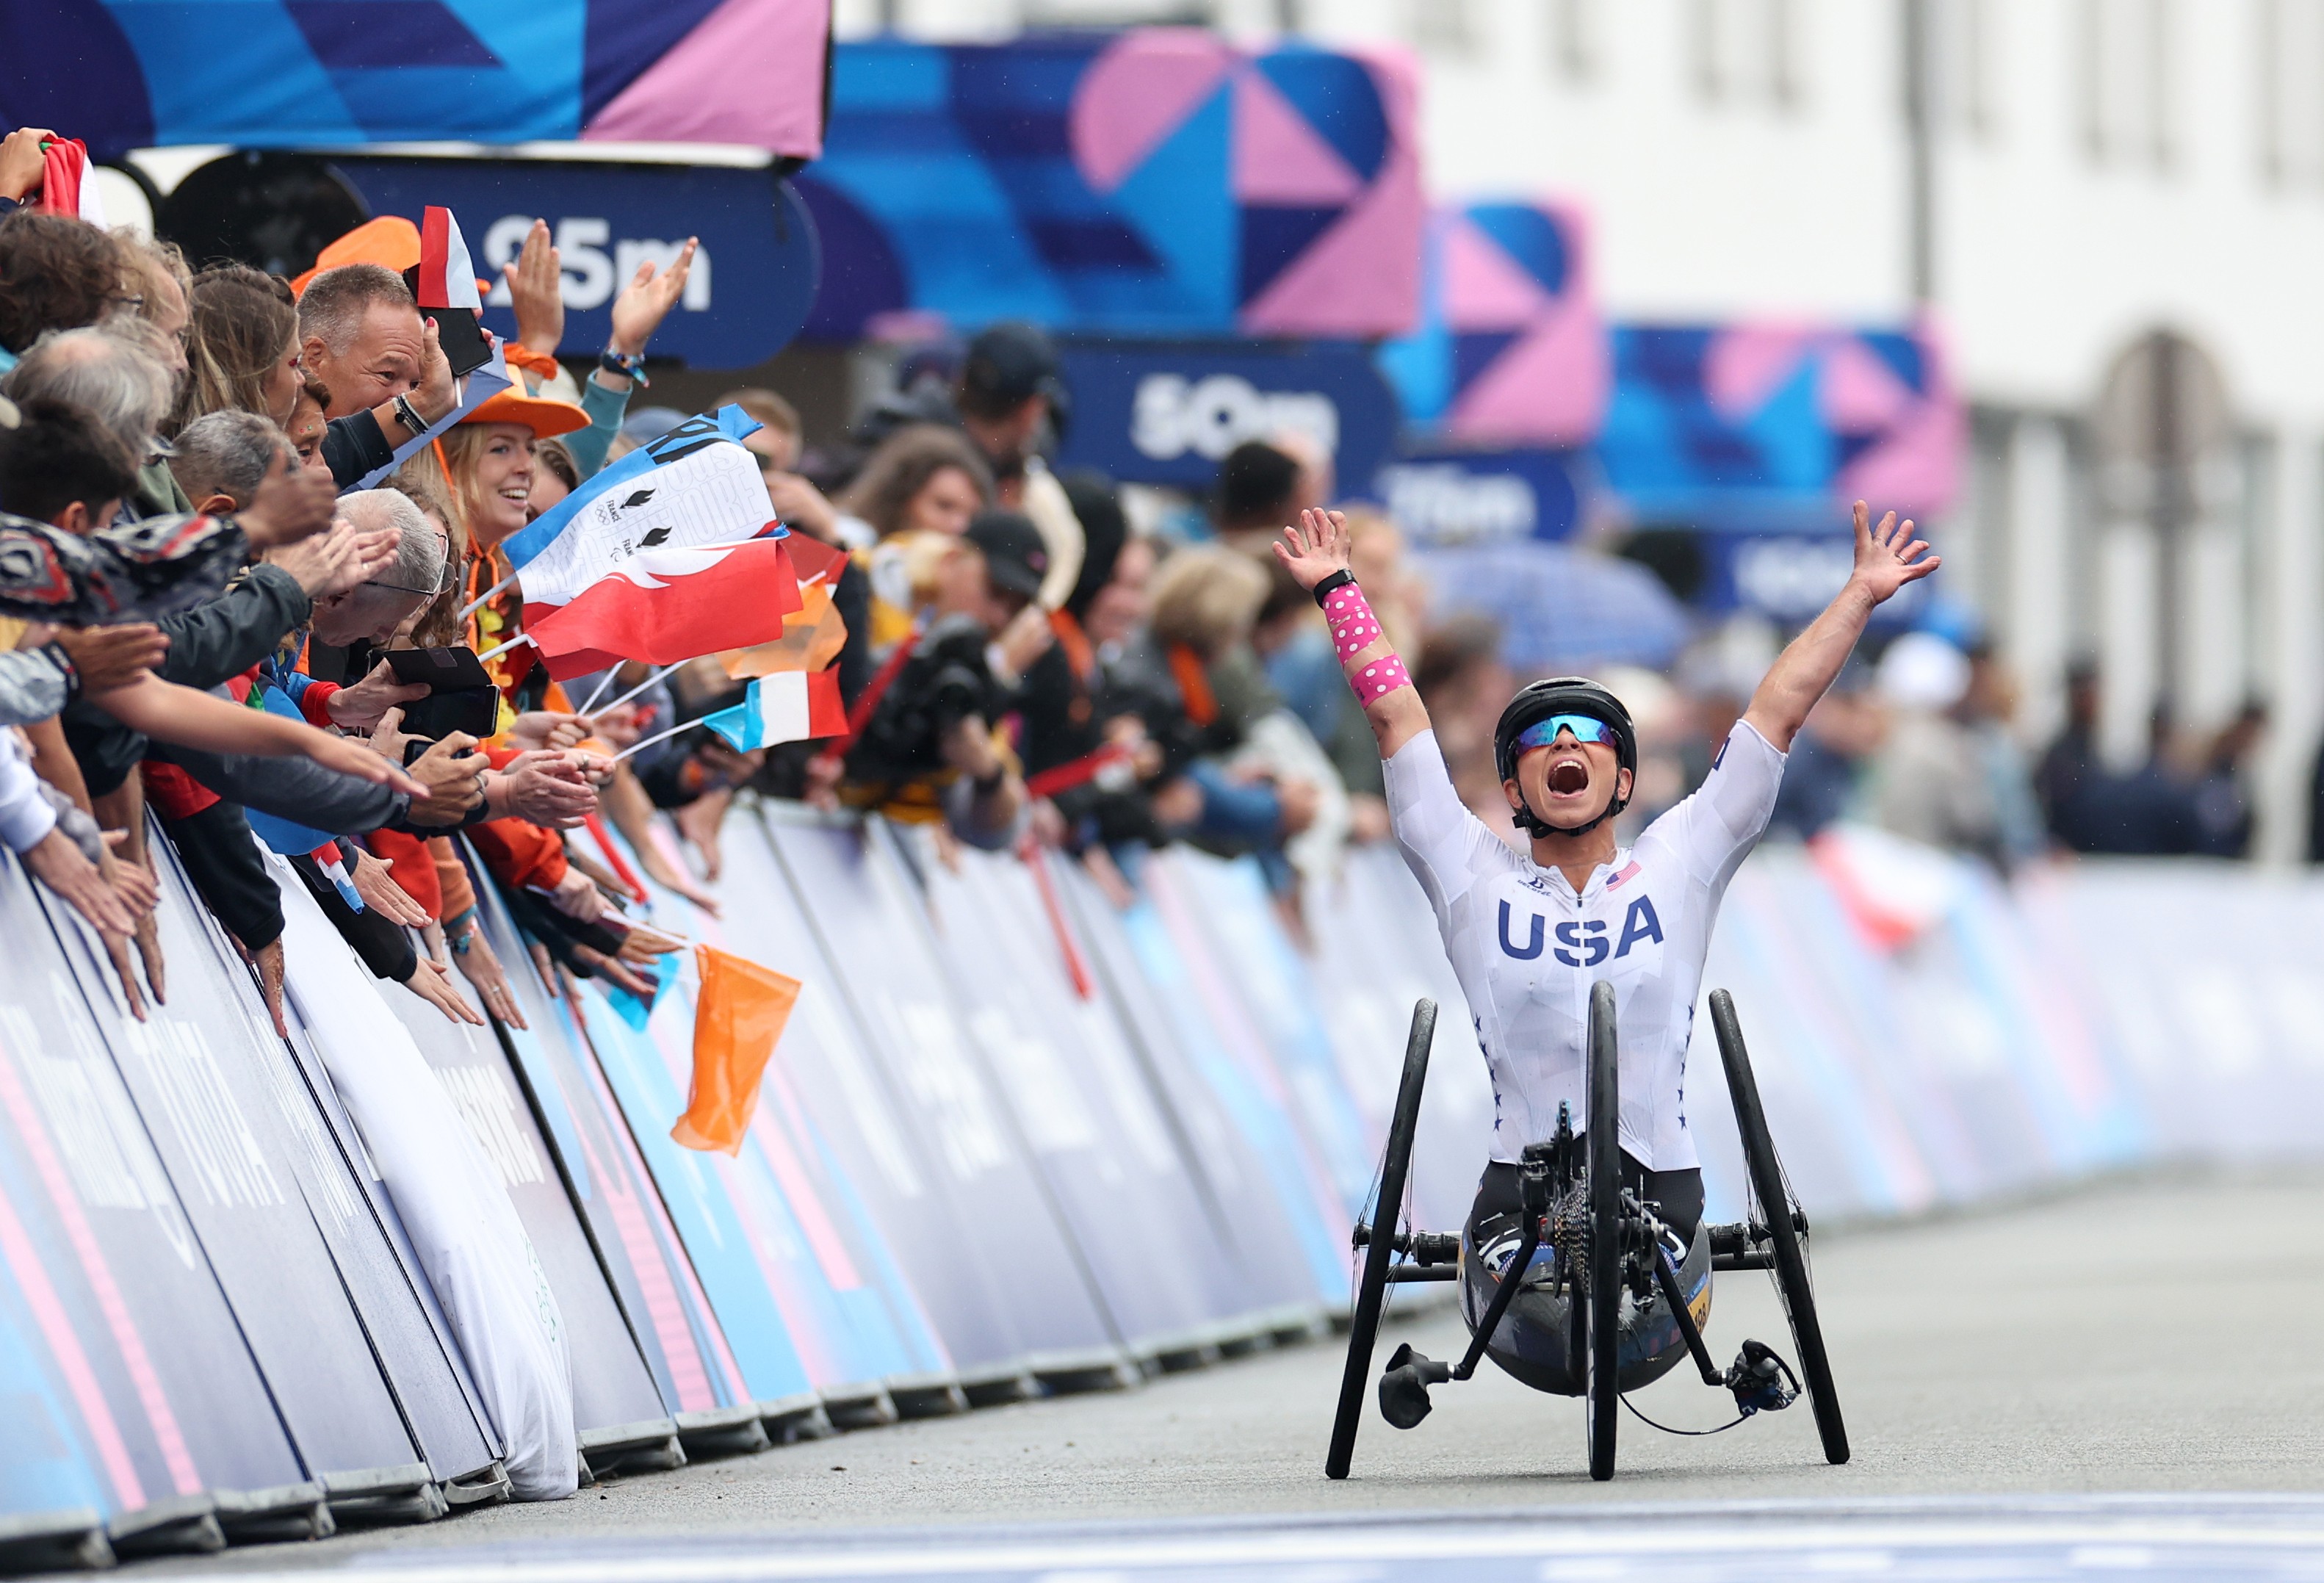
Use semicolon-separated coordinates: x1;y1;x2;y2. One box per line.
1493;677;1639;838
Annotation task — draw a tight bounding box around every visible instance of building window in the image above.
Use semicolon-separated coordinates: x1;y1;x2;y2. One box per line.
1690;0;1802;110
2258;0;2324;187
1548;0;1600;83
1933;0;1995;140
2080;0;2173;170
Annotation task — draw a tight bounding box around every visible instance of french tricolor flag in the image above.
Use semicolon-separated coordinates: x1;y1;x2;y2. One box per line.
702;671;846;749
416;206;483;311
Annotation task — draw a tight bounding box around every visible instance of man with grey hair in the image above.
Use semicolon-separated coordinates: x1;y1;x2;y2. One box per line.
1;323;173;476
297;263;458;486
310;488;444;650
169;409;291;514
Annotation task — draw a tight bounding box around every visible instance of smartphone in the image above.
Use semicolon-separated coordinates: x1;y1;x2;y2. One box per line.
384;646;499;741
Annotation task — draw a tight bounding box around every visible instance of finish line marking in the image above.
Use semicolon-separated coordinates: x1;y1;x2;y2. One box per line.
299;1498;2324;1583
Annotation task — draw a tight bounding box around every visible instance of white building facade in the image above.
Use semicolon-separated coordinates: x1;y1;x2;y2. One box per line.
838;0;2324;862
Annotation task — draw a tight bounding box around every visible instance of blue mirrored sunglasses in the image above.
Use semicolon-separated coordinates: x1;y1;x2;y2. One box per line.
1515;714;1620;753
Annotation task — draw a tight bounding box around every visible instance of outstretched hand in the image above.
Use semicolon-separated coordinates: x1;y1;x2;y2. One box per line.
608;238;697;359
1272;508;1352;592
1847;499;1939;606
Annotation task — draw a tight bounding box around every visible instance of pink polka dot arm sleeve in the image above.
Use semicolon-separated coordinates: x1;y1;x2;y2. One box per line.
1322;581;1411;705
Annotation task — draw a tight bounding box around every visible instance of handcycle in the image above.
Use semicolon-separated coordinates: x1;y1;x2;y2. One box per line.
1325;984;1848;1482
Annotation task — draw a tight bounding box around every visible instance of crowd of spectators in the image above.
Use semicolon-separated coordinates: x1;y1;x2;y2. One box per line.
0;147;704;1035
0;116;2297;1055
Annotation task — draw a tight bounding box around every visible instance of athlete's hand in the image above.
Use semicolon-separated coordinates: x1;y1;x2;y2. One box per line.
1272;508;1352;592
1846;500;1940;607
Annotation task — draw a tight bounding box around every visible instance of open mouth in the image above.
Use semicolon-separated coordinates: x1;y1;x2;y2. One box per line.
1548;760;1589;796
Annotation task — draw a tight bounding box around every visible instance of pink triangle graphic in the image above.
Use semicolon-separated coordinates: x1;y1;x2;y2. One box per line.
1703;323;1819;422
1817;336;1913;430
1446;298;1612;446
1440;214;1553;330
1240;47;1423;336
1836;396;1964;516
1231;68;1362;204
582;0;829;157
1072;30;1238;194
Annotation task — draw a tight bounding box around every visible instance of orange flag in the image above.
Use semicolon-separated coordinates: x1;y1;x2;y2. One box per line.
720;579;847;679
669;945;800;1155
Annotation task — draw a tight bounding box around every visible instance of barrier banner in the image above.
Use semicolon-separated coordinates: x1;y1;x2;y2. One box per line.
567;978;873;1424
762;811;1131;1387
176;848;508;1501
2021;862;2322;1164
591;821;966;1419
367;884;683;1455
0;857;307;1551
906;828;1262;1362
0;1289;111;1569
1096;870;1346;1307
43;857;428;1505
1050;856;1337;1330
729;808;1033;1395
268;1010;508;1499
461;871;738;1454
1143;851;1375;1214
1302;848;1497;1238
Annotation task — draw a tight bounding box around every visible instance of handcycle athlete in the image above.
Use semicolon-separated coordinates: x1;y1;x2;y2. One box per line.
1276;500;1938;1480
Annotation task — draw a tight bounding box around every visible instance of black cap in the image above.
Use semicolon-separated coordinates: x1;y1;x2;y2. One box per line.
964;508;1050;602
961;322;1066;413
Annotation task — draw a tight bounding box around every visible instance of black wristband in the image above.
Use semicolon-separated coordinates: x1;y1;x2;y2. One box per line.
1312;569;1356;607
599;347;650;388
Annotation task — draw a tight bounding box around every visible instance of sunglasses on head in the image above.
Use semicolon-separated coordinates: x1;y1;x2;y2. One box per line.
1515;714;1620;754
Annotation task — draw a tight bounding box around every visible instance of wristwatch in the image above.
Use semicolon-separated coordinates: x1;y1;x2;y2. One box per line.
391;393;429;437
598;347;650;388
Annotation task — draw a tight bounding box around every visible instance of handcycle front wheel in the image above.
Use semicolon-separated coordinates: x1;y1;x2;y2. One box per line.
1325;997;1437;1480
1709;988;1849;1465
1585;980;1620;1482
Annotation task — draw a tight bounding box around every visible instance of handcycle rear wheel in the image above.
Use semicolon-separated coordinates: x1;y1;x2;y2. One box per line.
1585;980;1620;1482
1324;998;1437;1479
1709;988;1849;1465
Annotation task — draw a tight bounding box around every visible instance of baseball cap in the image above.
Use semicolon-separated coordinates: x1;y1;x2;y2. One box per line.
964;508;1050;602
618;406;690;447
961;322;1067;414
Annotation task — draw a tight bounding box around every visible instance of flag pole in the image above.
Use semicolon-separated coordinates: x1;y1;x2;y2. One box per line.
475;632;533;663
608;718;696;765
585;661;682;722
574;666;622;715
458;571;517;620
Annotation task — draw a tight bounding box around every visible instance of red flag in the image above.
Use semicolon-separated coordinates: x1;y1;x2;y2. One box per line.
525;536;803;681
779;531;847;588
35;139;105;223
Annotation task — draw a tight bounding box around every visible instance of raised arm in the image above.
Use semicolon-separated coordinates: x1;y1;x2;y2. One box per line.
1742;500;1938;751
1274;508;1432;759
92;676;425;797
